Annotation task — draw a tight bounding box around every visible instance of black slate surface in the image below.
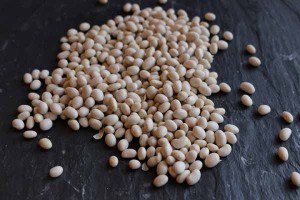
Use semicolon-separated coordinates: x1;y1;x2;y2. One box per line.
1;0;300;199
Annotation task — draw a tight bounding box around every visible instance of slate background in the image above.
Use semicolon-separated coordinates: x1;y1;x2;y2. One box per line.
1;0;300;199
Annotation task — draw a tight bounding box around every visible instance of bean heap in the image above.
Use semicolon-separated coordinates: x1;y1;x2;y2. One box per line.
12;5;239;186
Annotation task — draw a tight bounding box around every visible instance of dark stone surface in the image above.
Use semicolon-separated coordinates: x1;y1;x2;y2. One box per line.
1;0;300;199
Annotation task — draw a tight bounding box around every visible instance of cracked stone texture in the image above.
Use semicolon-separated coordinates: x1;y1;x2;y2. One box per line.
0;0;300;199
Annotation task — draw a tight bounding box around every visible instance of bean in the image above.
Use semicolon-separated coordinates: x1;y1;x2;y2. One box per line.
240;82;255;94
281;111;293;123
223;31;233;41
153;175;168;187
224;124;239;134
248;56;261;67
109;156;118;167
39;138;52;150
291;172;300;187
40;119;53;131
49;166;63;178
277;147;288;161
246;44;256;54
257;105;271;115
241;95;253;106
186;169;201;185
204;153;221;168
128;159;141;170
176;170;190;184
204;12;216;21
219;82;231;93
278;128;292;141
12;119;25;130
23;130;37;139
121;149;137;158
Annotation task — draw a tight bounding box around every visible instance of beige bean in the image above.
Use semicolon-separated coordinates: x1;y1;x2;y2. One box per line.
246;44;256;54
224;124;239;134
217;144;232;157
23;130;37;139
186;169;201;185
278;128;292;141
281;111;293;123
249;56;261;67
257;105;271;115
39;138;52;150
291;172;300;187
241;95;253;107
240;82;255;94
204;153;221;168
129;159;141;170
121;149;137;158
219;82;231;93
109;156;118;167
153;175;168;187
277;147;288;161
49;166;63;178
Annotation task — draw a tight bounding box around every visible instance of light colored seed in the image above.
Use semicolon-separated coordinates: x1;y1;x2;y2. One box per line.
123;3;132;12
17;105;33;113
257;105;271;115
248;56;261;67
176;170;190;184
98;0;108;4
223;31;233;41
204;153;221;168
68;120;80;131
217;40;228;50
49;166;63;178
26;116;35;129
186;169;201;185
173;161;185;174
17;111;30;120
240;82;255;94
109;156;118;167
199;147;209;159
12;119;25;130
291;172;300;187
246;44;256;54
30;80;41;90
281;111;293;123
278;128;292;141
204;12;216;21
105;133;117;147
153;175;168;187
79;22;90;32
158;0;167;4
189;160;203;171
23;73;33;84
39;118;53;131
121;149;137;158
217;144;232;157
277;147;288;161
224;124;239;134
23;130;37;139
241;95;253;107
39;138;52;150
215;130;226;147
129;159;141;170
40;70;49;79
38;102;48;114
225;132;237;144
192;126;206;140
219;82;231;93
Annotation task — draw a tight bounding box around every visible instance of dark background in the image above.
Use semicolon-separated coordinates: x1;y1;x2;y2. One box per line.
1;0;300;199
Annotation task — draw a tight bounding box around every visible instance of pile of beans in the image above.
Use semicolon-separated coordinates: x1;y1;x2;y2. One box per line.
12;4;240;186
